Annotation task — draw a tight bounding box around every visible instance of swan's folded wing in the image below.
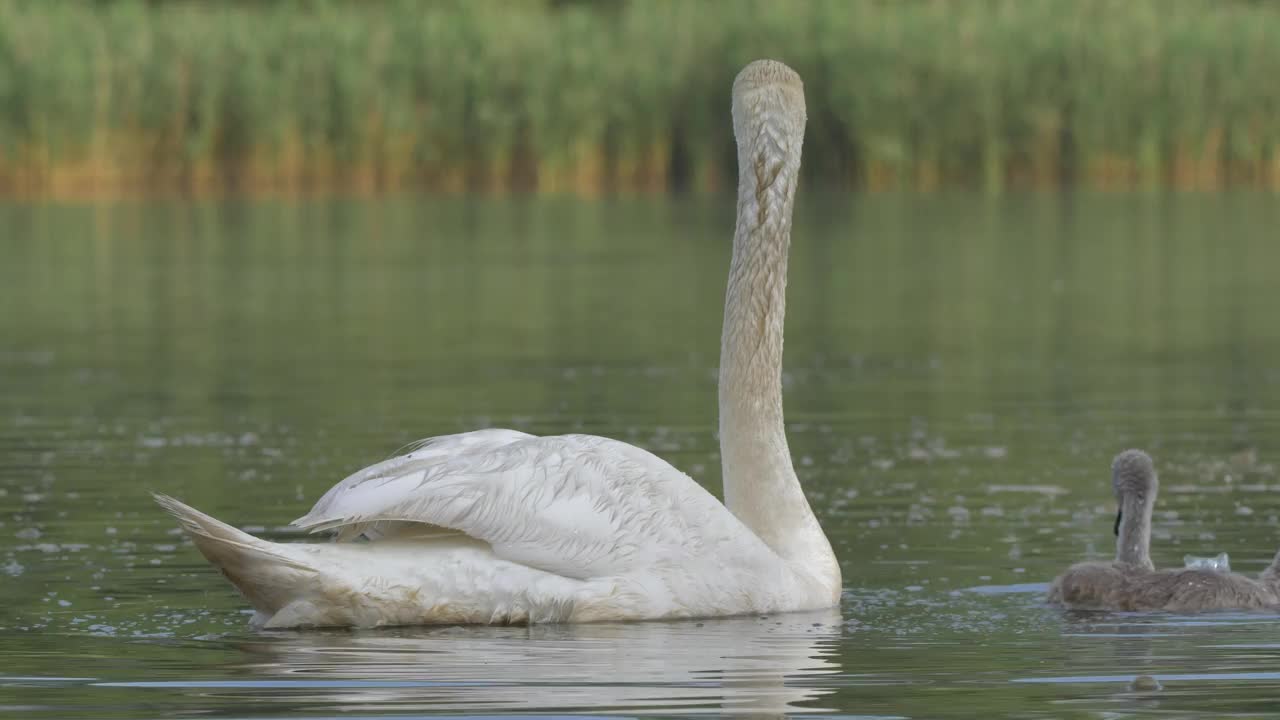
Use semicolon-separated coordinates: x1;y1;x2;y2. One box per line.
291;431;739;580
297;429;534;532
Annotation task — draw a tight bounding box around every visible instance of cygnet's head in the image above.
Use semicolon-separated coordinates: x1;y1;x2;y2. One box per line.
1111;449;1157;535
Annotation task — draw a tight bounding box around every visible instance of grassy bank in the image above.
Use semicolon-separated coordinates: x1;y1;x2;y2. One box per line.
2;0;1280;196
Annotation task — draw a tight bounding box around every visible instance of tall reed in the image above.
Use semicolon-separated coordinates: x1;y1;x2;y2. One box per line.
1;0;1278;196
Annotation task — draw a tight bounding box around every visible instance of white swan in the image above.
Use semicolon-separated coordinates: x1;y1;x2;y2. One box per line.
156;59;841;628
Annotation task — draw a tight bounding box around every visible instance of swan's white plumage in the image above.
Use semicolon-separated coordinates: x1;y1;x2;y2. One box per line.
158;432;827;626
156;59;842;628
298;429;536;540
294;432;779;583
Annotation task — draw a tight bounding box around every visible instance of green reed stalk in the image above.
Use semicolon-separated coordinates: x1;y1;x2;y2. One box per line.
0;0;1278;196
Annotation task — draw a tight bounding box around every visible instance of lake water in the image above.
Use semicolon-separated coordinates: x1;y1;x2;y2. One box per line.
2;192;1280;718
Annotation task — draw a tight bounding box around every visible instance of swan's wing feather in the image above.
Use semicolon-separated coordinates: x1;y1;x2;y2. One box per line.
298;428;535;539
292;431;735;579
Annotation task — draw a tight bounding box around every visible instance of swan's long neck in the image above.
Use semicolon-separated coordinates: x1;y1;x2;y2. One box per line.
718;63;837;590
1115;493;1154;570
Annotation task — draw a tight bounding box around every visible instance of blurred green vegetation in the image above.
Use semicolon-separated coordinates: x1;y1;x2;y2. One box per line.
2;0;1280;195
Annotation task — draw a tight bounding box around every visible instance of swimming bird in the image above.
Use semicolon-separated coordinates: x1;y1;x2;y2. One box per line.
155;59;842;628
1048;449;1280;612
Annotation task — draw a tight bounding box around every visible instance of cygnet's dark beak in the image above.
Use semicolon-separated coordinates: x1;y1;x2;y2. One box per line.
1113;508;1122;537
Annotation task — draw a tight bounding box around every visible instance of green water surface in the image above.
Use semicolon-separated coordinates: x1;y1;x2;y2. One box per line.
2;192;1280;718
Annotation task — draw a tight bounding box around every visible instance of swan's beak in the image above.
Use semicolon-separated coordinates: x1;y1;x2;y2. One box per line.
1113;508;1122;537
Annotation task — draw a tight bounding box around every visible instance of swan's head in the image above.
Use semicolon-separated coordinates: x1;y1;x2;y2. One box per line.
731;60;806;234
1111;449;1157;535
731;59;806;147
733;59;805;109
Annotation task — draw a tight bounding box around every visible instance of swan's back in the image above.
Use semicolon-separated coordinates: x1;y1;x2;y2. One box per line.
1048;561;1132;609
1148;567;1279;611
1050;561;1280;612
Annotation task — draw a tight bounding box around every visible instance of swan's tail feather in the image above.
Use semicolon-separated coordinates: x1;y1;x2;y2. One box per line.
153;493;316;618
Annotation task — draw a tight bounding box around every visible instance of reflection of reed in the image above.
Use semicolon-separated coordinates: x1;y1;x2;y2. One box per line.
7;193;1280;562
229;611;842;716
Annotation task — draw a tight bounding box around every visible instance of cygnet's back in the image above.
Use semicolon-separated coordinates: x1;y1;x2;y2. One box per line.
1051;561;1279;612
1048;449;1280;612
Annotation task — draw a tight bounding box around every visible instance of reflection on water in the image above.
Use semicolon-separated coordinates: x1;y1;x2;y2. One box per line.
3;193;1280;717
1014;671;1280;684
183;612;843;715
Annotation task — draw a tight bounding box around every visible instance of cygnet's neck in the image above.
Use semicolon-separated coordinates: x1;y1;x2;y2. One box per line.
1115;493;1155;570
